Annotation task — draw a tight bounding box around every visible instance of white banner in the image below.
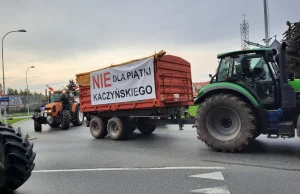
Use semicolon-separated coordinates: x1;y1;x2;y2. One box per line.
90;57;156;105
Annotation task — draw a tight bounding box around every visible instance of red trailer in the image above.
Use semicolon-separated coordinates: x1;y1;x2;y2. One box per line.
76;50;194;140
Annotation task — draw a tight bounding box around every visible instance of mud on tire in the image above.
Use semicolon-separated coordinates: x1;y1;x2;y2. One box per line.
195;93;257;153
61;110;71;130
90;116;108;139
107;117;127;140
0;125;36;193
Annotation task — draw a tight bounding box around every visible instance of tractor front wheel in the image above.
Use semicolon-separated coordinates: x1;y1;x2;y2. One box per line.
34;120;42;132
195;93;257;152
61;110;71;130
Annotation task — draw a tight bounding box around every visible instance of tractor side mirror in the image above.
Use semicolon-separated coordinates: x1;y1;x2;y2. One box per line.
265;50;275;62
287;72;295;81
209;74;212;78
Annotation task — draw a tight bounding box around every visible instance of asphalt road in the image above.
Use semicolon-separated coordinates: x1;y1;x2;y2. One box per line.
11;119;300;194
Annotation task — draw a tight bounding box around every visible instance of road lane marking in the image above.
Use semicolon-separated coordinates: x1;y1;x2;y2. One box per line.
189;172;224;180
33;166;225;173
190;186;230;194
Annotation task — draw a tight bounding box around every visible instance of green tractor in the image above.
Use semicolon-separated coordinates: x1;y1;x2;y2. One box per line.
194;42;300;152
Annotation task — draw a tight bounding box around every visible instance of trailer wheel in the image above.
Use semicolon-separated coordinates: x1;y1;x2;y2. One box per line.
137;118;156;135
195;93;257;153
90;117;108;139
127;118;136;133
61;110;71;130
34;120;42;132
128;125;136;133
0;126;36;193
107;117;127;140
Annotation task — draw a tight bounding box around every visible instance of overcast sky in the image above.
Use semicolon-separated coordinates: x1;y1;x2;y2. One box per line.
0;0;298;93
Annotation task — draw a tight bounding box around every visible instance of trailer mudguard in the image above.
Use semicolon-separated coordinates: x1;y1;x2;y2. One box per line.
194;82;260;108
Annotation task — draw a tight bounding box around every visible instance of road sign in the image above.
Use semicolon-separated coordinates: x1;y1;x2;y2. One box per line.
0;97;9;102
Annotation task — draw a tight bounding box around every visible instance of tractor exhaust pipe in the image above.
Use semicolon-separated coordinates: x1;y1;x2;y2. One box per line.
278;42;296;109
279;42;288;84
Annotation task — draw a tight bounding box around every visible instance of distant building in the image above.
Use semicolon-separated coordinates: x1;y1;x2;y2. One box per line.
270;38;281;50
192;81;210;97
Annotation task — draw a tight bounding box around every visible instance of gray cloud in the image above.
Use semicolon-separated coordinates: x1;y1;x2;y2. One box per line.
0;0;299;93
1;0;299;59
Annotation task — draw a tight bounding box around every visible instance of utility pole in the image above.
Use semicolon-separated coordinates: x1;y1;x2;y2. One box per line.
26;66;35;115
263;0;271;46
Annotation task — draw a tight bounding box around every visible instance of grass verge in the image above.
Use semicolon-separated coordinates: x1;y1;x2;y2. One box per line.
8;112;33;117
4;117;30;125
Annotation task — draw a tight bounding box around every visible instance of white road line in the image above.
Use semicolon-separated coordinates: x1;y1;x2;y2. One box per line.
189;172;224;180
190;186;231;194
33;166;225;173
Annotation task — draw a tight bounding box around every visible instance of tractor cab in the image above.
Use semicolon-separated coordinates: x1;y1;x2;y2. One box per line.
211;47;297;111
213;48;279;109
49;90;75;104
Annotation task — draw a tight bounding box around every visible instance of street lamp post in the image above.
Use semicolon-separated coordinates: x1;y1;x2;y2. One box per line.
2;29;26;96
26;66;35;115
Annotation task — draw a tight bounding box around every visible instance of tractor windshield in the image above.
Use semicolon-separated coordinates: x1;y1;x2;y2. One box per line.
50;92;62;103
217;53;276;105
217;53;272;81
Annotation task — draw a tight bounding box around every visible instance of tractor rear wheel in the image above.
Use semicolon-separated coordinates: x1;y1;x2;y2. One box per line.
195;93;257;152
90;116;108;139
61;110;71;130
0;125;36;193
72;104;84;126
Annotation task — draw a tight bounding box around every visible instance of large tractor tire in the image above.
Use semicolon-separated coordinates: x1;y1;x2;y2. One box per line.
72;104;84;126
0;125;36;193
107;117;127;140
89;116;108;139
137;118;156;135
34;120;42;132
61;110;71;130
195;93;257;153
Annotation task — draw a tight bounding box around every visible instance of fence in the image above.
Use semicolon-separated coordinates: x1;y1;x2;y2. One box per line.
0;95;45;114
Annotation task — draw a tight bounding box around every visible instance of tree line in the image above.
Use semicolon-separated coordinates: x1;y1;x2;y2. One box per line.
6;88;44;96
282;20;300;76
6;79;78;97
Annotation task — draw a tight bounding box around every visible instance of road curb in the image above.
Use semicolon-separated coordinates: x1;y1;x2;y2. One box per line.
11;118;38;140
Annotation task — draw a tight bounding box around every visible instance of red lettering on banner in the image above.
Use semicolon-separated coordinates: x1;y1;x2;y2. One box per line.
92;72;112;89
100;73;103;88
92;75;100;89
104;72;111;87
